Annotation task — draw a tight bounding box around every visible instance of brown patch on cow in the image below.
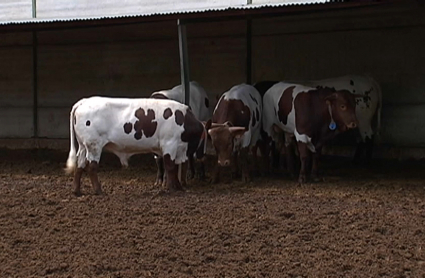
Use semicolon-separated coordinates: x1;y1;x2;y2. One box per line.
278;86;295;125
151;93;169;100
212;99;251;130
123;122;132;134
134;108;157;140
163;108;173;120
205;97;209;108
181;109;205;159
86;120;90;126
175;110;184;126
293;92;314;138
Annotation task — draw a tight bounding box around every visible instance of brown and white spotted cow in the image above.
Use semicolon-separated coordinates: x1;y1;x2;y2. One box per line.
262;82;362;184
65;96;207;195
255;75;382;164
206;84;262;183
150;81;210;185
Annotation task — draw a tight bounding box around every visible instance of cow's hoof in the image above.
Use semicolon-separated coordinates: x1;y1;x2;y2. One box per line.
73;190;82;197
94;190;104;196
154;179;163;186
298;176;306;184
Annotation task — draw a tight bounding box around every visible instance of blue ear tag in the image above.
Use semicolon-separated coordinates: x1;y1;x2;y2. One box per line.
329;121;337;131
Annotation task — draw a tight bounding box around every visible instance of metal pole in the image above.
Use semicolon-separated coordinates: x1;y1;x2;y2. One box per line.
177;19;190;106
32;0;36;18
32;31;38;138
246;19;252;85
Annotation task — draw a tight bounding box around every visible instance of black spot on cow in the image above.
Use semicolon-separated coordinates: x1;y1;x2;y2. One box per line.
350;80;354;86
150;93;169;100
134;108;157;140
249;94;258;105
205;97;209;108
252;113;257;127
123;122;132;134
163;108;173;120
86;120;90;126
363;88;373;108
256;108;260;122
175;110;184;126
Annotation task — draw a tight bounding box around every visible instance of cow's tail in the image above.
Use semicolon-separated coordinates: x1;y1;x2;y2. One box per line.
65;102;79;174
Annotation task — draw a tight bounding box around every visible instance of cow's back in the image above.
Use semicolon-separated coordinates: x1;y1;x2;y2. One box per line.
151;81;210;122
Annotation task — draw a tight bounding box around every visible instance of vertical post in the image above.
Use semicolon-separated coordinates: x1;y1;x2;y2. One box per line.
32;31;38;138
246;19;252;85
177;19;190;106
32;0;36;18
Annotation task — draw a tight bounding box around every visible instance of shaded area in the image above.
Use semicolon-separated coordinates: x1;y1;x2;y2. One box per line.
0;149;425;277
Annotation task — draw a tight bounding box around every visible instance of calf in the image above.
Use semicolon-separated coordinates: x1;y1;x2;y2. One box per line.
65;96;207;195
206;84;262;183
150;81;210;185
262;82;361;183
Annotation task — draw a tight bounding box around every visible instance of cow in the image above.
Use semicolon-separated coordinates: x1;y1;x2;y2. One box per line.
65;96;207;196
255;75;382;165
206;84;263;183
150;81;210;185
262;82;362;184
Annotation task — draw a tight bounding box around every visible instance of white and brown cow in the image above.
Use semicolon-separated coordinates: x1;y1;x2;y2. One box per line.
206;84;262;183
255;75;382;164
150;81;210;184
65;96;207;195
262;83;361;183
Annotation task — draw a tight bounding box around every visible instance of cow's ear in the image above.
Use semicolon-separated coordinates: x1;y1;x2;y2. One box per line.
324;93;338;102
204;119;212;131
229;127;246;139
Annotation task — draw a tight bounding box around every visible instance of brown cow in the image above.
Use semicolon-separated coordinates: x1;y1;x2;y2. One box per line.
262;82;362;183
206;84;263;183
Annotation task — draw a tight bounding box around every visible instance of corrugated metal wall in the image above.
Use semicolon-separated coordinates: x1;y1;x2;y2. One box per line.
0;0;32;20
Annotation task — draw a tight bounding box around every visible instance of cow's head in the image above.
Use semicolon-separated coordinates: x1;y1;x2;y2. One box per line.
325;90;361;132
205;120;246;167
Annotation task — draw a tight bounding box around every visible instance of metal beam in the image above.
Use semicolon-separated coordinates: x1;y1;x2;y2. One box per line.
32;0;37;18
178;19;190;106
32;31;38;138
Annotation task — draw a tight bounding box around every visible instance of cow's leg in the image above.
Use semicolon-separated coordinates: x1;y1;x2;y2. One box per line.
163;154;183;191
297;142;310;184
251;145;260;177
73;168;84;196
271;141;280;170
311;147;322;182
240;148;251;183
364;136;374;164
353;140;365;165
85;143;104;195
154;156;165;186
232;152;241;179
258;141;270;177
211;161;221;184
87;161;103;195
73;147;87;196
187;155;195;180
180;161;188;188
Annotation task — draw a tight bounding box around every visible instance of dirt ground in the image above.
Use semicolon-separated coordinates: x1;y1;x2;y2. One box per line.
1;149;425;278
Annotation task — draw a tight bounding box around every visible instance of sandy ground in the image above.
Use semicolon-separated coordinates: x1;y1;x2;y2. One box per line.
0;149;425;277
